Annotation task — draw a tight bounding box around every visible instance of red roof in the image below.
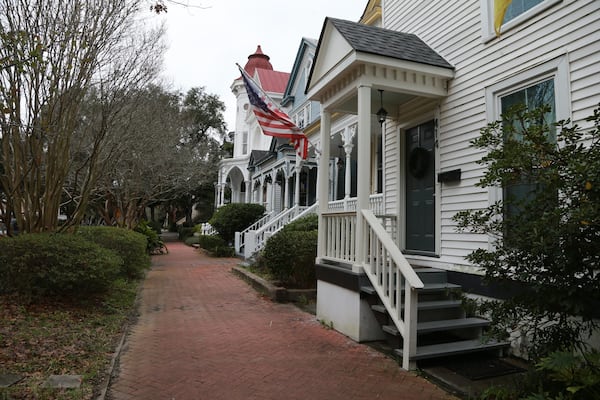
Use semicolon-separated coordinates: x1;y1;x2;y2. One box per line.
240;45;290;94
255;68;290;93
244;45;273;75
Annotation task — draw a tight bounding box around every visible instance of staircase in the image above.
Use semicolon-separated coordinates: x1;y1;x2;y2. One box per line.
361;267;509;364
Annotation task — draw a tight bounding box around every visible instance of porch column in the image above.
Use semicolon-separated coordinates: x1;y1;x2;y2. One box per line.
258;178;264;206
355;85;372;268
314;147;321;202
294;159;302;207
270;172;277;213
214;182;219;208
317;109;331;261
245;180;251;203
219;183;225;207
283;171;290;209
342;125;356;210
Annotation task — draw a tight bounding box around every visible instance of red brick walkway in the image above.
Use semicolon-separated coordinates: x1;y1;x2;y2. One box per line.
107;240;456;400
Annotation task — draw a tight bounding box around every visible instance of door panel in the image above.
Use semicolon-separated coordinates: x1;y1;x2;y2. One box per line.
405;120;435;254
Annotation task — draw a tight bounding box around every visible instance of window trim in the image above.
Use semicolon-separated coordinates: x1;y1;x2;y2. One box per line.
484;54;571;207
480;0;562;43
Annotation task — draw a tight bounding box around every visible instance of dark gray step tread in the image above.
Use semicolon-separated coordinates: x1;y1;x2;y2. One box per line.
413;267;445;273
360;286;376;295
362;283;461;296
419;283;461;292
382;317;490;336
418;317;490;333
371;300;462;315
394;339;510;360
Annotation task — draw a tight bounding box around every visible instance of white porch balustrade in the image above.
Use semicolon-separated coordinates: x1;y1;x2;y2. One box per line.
237;204;317;259
234;211;273;256
327;193;384;215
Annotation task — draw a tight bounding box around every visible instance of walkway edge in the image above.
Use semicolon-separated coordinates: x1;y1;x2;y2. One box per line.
96;281;144;400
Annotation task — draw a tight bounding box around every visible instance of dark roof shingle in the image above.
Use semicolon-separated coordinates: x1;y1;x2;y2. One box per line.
328;18;453;70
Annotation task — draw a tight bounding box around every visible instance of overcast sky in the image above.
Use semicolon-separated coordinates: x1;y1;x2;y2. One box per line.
158;1;367;132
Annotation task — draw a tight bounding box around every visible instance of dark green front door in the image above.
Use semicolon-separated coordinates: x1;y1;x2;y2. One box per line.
405;120;435;254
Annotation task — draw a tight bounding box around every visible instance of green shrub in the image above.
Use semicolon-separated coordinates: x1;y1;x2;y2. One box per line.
261;230;318;288
178;226;195;241
134;220;165;254
184;236;200;246
0;233;122;300
211;245;235;257
147;220;163;234
208;203;265;243
78;226;150;280
197;234;226;249
281;214;318;233
194;234;234;257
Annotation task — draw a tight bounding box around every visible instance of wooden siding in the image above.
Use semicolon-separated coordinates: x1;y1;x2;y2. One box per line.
383;0;600;269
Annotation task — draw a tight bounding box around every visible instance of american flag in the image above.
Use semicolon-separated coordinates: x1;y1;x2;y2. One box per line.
238;65;308;159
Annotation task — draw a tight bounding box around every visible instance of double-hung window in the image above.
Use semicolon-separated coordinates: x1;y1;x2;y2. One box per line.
486;56;570;236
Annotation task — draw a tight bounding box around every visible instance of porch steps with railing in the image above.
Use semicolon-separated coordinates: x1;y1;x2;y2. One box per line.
362;267;509;363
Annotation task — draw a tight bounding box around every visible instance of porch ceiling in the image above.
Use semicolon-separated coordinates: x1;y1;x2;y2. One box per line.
306;18;455;117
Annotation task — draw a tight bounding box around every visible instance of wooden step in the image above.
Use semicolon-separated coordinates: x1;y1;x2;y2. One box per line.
382;317;490;336
394;339;510;361
371;299;462;315
418;317;490;334
418;282;461;293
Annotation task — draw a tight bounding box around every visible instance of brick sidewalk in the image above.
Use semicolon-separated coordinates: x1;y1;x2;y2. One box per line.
107;240;456;400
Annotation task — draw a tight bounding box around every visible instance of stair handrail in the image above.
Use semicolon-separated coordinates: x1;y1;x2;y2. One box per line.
234;211;273;255
361;209;424;370
243;211;273;233
250;203;318;257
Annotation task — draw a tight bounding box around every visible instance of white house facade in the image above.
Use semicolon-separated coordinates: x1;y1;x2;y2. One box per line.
306;0;600;369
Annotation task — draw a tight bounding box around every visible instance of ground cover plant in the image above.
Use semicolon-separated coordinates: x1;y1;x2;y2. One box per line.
0;279;139;399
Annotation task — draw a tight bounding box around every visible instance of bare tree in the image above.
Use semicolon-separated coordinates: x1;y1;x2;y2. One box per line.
0;0;165;233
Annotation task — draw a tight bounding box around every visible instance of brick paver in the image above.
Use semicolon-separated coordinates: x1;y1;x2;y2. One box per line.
107;239;456;400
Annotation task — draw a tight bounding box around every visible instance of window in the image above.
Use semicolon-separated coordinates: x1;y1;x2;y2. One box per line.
481;0;561;41
242;131;248;155
500;79;556;222
485;55;570;233
502;0;545;25
501;78;556;141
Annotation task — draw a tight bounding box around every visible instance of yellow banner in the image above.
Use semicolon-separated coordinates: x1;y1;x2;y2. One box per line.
494;0;513;36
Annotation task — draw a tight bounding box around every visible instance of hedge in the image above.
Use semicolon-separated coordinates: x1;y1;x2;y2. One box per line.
0;233;122;300
209;203;265;243
78;226;150;279
261;229;318;288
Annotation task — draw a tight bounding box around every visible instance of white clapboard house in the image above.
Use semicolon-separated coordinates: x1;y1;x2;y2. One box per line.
305;0;600;370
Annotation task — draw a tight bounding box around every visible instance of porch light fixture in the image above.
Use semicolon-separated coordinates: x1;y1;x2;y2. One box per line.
376;89;388;125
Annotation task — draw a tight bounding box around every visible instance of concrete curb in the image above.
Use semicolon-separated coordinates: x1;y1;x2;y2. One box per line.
231;266;316;303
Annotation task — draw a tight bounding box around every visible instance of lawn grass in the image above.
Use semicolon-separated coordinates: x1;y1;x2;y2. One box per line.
0;279;140;399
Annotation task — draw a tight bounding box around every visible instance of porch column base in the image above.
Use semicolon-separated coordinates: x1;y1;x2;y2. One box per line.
316;264;384;343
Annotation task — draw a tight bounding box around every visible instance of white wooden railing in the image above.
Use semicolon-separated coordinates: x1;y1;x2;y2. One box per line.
361;209;423;370
200;222;217;236
237;204;317;259
235;211;273;255
327;193;384;215
319;208;423;370
321;211;357;263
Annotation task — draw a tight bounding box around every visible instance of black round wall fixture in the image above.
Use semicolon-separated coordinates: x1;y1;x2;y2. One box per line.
408;147;430;178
